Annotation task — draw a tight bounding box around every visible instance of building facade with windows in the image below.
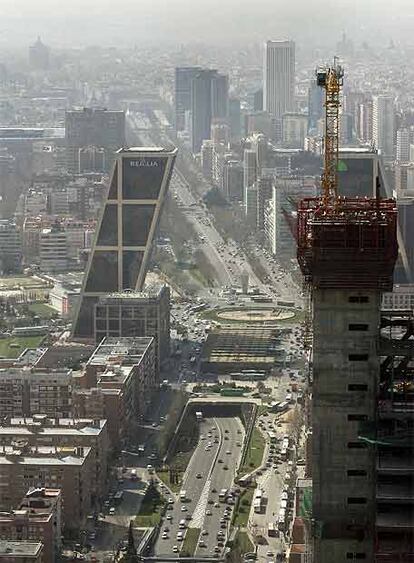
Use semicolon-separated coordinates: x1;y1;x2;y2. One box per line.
94;285;170;367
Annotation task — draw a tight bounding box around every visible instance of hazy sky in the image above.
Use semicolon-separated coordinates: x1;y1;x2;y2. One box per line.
0;0;414;48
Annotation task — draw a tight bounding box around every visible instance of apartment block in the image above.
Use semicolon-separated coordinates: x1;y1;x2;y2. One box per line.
0;488;62;563
0;417;109;499
0;370;72;419
0;540;43;562
0;445;93;532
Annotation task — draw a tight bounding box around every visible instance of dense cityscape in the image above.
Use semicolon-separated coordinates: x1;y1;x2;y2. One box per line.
0;5;412;563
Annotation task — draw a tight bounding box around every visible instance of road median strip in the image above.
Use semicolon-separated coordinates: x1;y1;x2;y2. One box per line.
181;528;200;557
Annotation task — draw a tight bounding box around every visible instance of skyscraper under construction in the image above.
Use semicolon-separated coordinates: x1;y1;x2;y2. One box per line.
297;62;412;561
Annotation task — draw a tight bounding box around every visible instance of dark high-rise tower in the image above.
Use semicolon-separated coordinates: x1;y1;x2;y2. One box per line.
211;74;229;120
174;67;202;132
191;70;229;153
72;146;177;339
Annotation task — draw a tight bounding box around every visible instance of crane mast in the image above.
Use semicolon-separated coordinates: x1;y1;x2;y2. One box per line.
316;58;344;206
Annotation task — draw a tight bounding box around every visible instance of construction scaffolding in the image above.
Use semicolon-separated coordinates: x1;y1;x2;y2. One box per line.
297;196;398;290
374;310;414;562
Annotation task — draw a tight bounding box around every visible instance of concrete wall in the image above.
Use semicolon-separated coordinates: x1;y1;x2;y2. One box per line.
312;289;380;562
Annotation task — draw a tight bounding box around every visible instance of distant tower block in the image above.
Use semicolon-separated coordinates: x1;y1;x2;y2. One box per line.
240;271;249;294
72;146;177;340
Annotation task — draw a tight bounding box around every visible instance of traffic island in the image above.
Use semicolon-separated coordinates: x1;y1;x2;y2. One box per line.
238;427;265;476
181;528;200;557
232;487;255;527
226;530;254;563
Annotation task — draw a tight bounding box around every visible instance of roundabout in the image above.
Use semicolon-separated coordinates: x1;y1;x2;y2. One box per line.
216;307;295;322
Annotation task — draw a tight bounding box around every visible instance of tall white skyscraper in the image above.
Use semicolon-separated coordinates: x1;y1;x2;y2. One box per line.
372;95;395;160
396;127;411;162
263;40;295;119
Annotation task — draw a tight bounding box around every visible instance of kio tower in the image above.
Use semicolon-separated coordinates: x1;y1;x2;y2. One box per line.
263;40;295;119
297;62;399;562
72;146;177;339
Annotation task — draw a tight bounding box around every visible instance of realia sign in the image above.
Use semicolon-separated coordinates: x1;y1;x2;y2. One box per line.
129;159;159;167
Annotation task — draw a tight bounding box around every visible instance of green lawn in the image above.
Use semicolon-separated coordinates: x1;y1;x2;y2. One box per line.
28;303;57;318
0;336;45;358
135;486;165;527
157;469;182;493
181;528;200;556
233;487;255;527
239;427;265;475
234;531;254;554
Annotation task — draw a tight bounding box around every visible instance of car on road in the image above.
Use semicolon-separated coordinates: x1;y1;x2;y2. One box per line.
172;546;179;553
177;532;184;541
206;509;212;515
166;514;172;521
218;458;223;463
226;450;231;455
181;505;187;512
223;465;228;470
168;498;174;504
214;546;221;553
199;540;206;547
201;529;208;536
224;436;229;440
162;532;168;539
109;507;115;515
214;502;220;508
196;472;202;479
